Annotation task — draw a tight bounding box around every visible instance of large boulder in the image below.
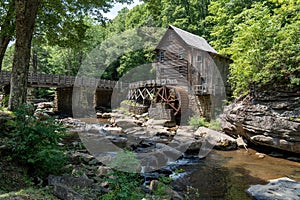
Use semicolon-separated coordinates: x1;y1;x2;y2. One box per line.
247;177;300;200
115;118;142;129
194;127;237;151
221;86;300;154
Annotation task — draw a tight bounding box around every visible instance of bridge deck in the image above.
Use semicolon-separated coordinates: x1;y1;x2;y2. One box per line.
0;71;120;89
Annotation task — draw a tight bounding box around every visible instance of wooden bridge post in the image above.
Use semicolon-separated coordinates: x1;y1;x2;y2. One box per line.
54;87;73;116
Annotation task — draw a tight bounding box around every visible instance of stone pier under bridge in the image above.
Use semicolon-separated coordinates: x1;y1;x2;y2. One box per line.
55;87;113;117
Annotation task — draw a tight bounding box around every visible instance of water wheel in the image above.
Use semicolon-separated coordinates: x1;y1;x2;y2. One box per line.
155;86;189;116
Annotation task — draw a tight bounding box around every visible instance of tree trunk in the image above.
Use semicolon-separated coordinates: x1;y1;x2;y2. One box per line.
0;36;12;71
8;0;39;110
0;1;15;71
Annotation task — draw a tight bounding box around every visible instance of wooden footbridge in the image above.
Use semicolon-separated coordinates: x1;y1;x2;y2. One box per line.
0;71;125;115
0;71;120;89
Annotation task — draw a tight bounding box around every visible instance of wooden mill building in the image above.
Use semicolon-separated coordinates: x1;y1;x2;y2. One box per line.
155;25;230;95
128;25;231;121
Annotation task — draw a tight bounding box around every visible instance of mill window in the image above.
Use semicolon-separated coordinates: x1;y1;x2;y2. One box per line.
178;48;183;59
197;55;203;71
159;51;165;62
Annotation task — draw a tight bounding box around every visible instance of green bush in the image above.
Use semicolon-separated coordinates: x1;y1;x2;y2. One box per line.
102;170;144;200
188;115;221;131
188;116;209;130
5;104;68;178
100;151;145;199
208;120;221;131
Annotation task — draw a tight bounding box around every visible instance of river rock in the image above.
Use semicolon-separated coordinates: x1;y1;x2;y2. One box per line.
102;126;123;134
221;86;300;154
194;127;237;150
71;152;95;164
48;175;94;188
36;101;53;109
155;143;183;161
96;166;112;176
247;177;300;200
146;119;176;128
53;184;83;200
115;118;142;129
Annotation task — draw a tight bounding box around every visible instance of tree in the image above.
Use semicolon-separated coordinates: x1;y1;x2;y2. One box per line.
228;1;300;96
205;0;261;54
8;0;40;110
6;0;132;110
0;0;15;71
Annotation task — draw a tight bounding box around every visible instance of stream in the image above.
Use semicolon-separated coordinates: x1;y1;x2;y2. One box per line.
78;118;300;199
169;149;300;199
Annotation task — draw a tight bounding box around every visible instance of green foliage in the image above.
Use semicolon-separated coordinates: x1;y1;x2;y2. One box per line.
0;186;58;200
5;104;68;178
209;119;221;131
102;170;144;200
185;185;200;200
35;88;55;100
101;151;144;199
188;116;210;130
206;0;262;54
227;1;300;96
2;45;14;71
188;115;221;130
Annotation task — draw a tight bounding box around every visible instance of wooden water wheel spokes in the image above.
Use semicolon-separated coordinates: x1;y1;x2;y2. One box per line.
155;85;189;116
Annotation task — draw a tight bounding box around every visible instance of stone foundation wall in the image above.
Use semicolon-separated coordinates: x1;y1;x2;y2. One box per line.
198;95;212;121
149;103;174;121
120;102;148;115
129;105;148;115
54;87;73;116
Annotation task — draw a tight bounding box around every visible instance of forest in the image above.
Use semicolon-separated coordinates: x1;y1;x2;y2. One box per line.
1;0;299;104
0;0;299;199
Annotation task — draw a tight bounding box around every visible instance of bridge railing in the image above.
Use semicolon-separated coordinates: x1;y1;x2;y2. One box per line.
128;79;178;89
0;71;120;89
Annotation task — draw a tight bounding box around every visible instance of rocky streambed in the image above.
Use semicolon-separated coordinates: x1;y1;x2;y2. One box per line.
221;86;300;154
52;108;300;200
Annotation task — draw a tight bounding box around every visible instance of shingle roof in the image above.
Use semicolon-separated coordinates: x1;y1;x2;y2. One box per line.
169;25;218;54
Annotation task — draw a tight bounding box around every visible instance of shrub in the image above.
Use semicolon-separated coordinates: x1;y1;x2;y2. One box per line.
188;115;221;131
102;170;144;200
188;116;209;130
102;151;144;199
6;104;68;178
208;120;221;131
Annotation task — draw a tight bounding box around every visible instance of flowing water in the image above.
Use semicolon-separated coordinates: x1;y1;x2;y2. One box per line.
79;118;300;199
171;149;300;199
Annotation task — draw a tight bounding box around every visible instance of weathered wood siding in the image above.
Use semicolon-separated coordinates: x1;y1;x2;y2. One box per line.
155;29;190;86
190;49;229;96
155;29;230;97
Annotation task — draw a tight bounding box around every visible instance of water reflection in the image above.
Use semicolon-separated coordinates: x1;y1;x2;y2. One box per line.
174;149;300;199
